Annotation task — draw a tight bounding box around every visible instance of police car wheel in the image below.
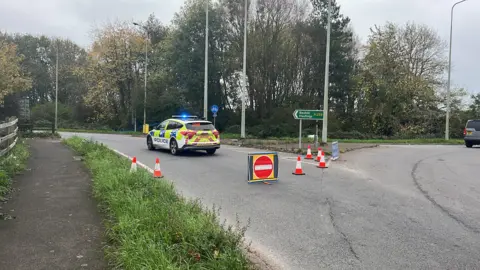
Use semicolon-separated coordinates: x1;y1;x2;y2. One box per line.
170;139;179;155
206;149;216;155
147;136;154;150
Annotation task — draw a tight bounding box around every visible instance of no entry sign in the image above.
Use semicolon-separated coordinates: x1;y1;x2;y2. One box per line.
248;152;279;183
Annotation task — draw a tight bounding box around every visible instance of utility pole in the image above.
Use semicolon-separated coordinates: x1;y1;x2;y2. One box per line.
241;0;248;139
133;22;149;130
204;0;209;120
321;0;332;144
144;32;148;127
55;41;58;132
446;0;468;140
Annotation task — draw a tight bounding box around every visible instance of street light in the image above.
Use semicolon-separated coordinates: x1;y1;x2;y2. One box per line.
204;0;209;120
55;40;58;133
321;0;332;144
445;0;468;140
241;0;248;139
133;22;148;130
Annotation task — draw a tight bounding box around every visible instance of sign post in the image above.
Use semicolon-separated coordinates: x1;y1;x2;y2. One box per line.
211;105;219;127
293;110;324;149
247;152;279;184
331;141;339;160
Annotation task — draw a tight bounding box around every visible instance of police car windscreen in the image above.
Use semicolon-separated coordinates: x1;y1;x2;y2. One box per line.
186;122;215;131
467;120;480;131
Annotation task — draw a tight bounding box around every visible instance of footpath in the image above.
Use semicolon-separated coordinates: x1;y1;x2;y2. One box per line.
0;139;105;270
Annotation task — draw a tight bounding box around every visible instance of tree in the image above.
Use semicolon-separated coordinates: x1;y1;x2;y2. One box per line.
0;39;31;106
357;21;447;137
83;21;145;128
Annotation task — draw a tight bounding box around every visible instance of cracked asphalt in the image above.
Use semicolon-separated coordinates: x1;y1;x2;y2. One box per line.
60;133;480;270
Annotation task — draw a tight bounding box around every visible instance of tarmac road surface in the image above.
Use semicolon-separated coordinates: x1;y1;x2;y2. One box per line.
60;132;480;270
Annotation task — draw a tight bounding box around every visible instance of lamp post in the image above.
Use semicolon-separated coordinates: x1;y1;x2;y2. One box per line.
241;0;248;139
204;0;209;120
133;22;148;130
321;0;332;144
445;0;468;140
55;40;58;133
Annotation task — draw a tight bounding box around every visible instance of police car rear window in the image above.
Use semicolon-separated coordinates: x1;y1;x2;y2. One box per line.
186;122;215;131
466;120;480;131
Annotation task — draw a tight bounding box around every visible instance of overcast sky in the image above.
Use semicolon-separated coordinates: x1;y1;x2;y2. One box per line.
0;0;478;94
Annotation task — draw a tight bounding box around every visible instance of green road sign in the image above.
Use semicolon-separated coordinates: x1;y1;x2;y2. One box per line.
292;110;324;120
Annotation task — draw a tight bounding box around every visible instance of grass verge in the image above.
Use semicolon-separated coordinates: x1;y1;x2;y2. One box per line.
222;134;464;145
21;131;61;139
0;139;30;201
331;138;464;144
62;136;253;270
59;128;143;136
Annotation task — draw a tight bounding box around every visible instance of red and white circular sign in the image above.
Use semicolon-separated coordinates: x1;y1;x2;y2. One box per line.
254;155;273;179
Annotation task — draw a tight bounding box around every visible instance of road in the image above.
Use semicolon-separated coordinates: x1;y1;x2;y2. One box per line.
60;132;480;270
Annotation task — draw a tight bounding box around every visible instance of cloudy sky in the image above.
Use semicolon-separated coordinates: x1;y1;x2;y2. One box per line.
0;0;478;94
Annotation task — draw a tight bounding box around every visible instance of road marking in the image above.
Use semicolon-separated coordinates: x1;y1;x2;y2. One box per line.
112;149;154;174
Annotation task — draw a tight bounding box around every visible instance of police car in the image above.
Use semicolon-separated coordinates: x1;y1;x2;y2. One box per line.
146;115;220;155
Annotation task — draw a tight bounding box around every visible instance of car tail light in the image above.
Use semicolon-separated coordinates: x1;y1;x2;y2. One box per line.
212;130;219;139
463;128;467;136
180;130;196;139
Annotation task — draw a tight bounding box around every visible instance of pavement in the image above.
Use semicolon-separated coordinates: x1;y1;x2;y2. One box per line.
60;132;480;270
0;139;105;270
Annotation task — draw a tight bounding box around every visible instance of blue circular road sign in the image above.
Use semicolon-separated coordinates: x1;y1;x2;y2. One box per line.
211;105;219;113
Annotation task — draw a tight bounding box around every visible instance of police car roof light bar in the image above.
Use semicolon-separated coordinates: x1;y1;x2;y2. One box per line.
172;115;199;119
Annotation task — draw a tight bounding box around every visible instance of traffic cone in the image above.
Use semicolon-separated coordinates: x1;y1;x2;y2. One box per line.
130;156;137;172
317;151;328;168
316;148;323;162
292;156;305;175
153;158;163;178
305;145;313;159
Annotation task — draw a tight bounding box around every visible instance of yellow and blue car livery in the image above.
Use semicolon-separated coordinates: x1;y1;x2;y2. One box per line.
146;115;220;155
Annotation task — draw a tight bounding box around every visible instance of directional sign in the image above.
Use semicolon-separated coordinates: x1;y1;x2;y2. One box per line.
211;105;219;114
247;152;279;183
293;110;324;120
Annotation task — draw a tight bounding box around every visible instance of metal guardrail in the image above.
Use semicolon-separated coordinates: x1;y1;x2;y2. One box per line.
0;117;19;157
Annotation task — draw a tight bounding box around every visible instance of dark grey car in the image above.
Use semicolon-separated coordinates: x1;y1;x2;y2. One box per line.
464;119;480;148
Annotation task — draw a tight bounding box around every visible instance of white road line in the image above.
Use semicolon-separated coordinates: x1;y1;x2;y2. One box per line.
112;149;154;173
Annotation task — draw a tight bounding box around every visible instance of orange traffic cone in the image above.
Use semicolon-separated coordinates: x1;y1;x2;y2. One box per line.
130;156;137;172
317;151;328;168
153;158;163;178
316;148;323;162
305;145;313;159
292;156;306;175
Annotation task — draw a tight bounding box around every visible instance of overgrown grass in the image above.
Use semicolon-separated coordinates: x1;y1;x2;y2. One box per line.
21;131;61;139
0;139;30;200
62;136;253;270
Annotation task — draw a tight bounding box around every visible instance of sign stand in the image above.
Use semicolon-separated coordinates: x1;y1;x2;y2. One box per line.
247;152;279;184
299;119;302;149
211;105;219;127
